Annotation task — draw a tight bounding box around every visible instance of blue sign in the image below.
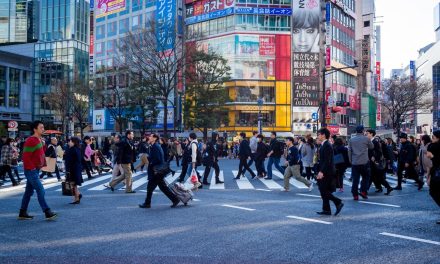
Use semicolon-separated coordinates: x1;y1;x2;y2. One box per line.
409;60;416;81
312;113;318;120
90;0;94;9
185;7;234;25
234;7;292;16
326;2;331;22
156;0;176;51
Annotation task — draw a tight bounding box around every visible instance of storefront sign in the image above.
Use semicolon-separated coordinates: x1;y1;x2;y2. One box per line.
234;7;292;15
185;7;233;24
376;61;381;91
292;53;320;107
186;0;235;17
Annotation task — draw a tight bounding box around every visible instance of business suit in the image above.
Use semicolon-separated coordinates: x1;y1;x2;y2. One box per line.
144;143;178;206
318;140;342;213
235;139;256;179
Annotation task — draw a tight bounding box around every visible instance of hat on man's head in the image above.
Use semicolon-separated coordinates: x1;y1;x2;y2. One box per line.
355;125;364;133
399;132;408;139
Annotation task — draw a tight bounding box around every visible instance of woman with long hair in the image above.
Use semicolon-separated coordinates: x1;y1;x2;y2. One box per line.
65;137;84;204
301;137;316;181
292;2;320;53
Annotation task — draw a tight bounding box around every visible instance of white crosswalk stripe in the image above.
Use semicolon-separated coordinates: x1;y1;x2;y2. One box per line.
231;171;254;189
272;171;308;189
1;167;429;193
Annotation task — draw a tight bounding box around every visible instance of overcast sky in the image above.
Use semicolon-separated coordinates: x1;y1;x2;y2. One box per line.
375;0;439;77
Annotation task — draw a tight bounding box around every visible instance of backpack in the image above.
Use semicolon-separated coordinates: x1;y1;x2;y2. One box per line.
191;142;202;166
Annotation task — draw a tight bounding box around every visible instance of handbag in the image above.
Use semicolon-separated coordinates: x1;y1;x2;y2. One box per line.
334;153;344;165
41;157;56;172
153;163;171;178
61;181;73;196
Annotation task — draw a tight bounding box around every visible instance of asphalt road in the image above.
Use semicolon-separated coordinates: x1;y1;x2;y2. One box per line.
0;159;439;264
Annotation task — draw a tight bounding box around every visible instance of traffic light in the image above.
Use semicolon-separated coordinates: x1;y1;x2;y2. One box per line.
335;101;350;107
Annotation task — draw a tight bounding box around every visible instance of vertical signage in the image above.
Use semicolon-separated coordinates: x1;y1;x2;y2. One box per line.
409;60;416;82
325;1;331;70
156;0;176;52
292;0;321;107
376;61;381;91
89;0;95;75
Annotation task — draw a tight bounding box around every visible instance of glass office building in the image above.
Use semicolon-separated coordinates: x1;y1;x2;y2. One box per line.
33;0;89;125
0;0;39;44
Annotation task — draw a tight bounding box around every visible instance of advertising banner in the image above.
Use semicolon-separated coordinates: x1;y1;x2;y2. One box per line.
156;0;176;52
234;7;292;15
154;107;174;129
96;0;126;18
92;110;106;130
259;35;275;56
292;0;320;107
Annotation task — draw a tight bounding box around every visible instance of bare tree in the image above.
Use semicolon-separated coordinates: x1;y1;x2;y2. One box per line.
98;87;135;133
117;21;186;136
184;50;231;141
71;82;91;138
379;79;432;135
43;80;70;134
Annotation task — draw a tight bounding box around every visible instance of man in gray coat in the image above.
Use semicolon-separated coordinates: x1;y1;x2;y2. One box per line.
348;126;374;200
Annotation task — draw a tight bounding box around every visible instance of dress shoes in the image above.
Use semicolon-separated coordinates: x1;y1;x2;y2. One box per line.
384;188;393;195
139;203;151;209
394;186;402;190
316;211;331;216
170;200;180;208
215;180;224;184
334;203;344;216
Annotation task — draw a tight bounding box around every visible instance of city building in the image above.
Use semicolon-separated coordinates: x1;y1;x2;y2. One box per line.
355;0;378;130
91;0;182;134
0;0;39;44
324;0;358;136
0;43;34;137
33;0;90;128
185;0;293;136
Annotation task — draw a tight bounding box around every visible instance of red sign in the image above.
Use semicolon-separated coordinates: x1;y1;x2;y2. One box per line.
259;36;275;56
325;47;331;70
8;121;18;129
377;104;381;122
376;61;381;91
186;0;235;17
327;125;340;135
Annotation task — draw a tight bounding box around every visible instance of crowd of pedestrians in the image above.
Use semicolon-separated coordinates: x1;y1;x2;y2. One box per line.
1;121;439;225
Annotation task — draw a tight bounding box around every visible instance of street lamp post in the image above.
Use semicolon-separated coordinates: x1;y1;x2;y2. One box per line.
257;98;264;135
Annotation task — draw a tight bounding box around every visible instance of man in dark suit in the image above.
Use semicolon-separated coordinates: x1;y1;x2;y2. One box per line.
235;132;256;179
139;133;179;209
316;128;344;216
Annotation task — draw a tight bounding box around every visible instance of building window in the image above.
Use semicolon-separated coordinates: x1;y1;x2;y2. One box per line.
235;111;275;127
107;39;117;54
96;25;105;39
132;0;143;11
107;21;117;37
9;68;20;108
132;15;142;30
96;42;104;56
119;18;129;34
364;20;370;27
0;66;5;107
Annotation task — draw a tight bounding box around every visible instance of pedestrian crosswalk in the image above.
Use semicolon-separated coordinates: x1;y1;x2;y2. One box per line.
0;168;427;194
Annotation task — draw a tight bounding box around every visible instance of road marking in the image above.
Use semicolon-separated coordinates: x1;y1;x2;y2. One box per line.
255;188;272;192
286;215;333;225
131;176;148;191
193;198;201;201
359;201;401;208
380;232;440;246
209;170;225;190
272;171;308;189
231;171;254;189
254;171;283;189
296;193;321;198
221;204;256;211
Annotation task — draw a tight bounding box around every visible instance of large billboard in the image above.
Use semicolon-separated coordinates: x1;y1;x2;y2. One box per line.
96;0;126;18
292;0;320;107
156;0;176;52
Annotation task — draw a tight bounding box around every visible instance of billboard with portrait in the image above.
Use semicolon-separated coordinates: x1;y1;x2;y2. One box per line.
292;0;320;107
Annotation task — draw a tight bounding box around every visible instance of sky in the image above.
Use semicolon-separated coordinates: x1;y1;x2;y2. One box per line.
375;0;439;77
